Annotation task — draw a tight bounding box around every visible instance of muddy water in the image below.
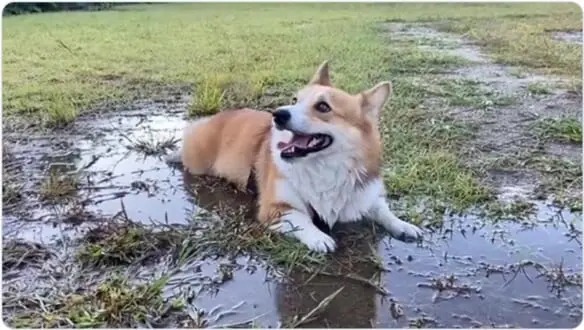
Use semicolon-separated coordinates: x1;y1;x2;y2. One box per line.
3;97;582;327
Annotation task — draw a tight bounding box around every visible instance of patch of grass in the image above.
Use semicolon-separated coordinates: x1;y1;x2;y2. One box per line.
3;3;578;123
76;217;185;267
437;12;582;76
484;199;537;222
384;150;492;213
189;78;226;116
428;78;516;109
385;46;468;75
42;92;78;127
124;135;179;156
179;206;327;273
39;171;79;202
566;78;583;96
6;275;177;328
534;118;582;143
527;82;552;95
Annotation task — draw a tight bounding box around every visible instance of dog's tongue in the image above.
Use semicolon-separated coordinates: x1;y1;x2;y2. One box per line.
277;134;311;150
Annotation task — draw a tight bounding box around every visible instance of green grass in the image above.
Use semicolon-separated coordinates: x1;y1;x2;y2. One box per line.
427;78;516;109
3;3;579;121
535;118;583;143
7;275;174;328
527;82;553;95
437;13;582;76
76;219;185;268
189;78;226;116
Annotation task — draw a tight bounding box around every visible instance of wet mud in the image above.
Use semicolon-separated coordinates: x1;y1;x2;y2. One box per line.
551;31;583;45
2;24;583;328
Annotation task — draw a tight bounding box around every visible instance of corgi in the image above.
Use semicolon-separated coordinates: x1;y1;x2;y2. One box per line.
168;61;423;252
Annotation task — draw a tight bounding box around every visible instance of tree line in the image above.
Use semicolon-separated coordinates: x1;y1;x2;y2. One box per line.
3;3;141;16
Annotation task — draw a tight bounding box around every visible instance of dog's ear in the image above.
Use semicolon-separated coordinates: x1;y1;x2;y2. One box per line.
309;60;331;86
360;81;392;120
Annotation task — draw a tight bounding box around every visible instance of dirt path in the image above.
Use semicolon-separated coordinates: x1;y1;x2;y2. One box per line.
2;23;582;328
386;23;582;205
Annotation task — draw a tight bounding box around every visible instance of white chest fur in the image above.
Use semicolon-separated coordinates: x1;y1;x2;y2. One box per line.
273;151;384;228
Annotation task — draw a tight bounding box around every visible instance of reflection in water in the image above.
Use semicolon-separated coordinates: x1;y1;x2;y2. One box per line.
177;164;382;328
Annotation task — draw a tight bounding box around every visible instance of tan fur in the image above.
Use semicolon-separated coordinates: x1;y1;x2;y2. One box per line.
181;109;271;190
181;108;294;224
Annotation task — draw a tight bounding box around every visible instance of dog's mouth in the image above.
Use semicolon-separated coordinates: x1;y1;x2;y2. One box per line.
277;132;333;159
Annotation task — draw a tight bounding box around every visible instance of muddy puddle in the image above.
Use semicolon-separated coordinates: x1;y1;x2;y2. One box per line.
552;31;583;45
3;25;583;329
3;99;582;328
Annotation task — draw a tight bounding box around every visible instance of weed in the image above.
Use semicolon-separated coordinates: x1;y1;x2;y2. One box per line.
429;78;516;109
125;135;179;156
189;78;225;116
39;171;79;202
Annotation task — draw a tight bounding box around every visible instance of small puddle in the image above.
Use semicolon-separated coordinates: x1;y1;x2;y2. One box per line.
552;31;583;45
3;93;582;327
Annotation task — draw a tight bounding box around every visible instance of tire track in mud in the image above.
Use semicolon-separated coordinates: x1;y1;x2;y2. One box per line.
386;23;582;204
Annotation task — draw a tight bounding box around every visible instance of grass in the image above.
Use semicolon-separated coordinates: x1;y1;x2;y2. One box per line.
534;118;583;143
6;275;174;328
76;218;185;267
426;78;516;109
3;240;53;271
527;82;553;95
3;3;579;122
437;12;582;76
189;78;226;116
42;91;78;127
2;167;22;205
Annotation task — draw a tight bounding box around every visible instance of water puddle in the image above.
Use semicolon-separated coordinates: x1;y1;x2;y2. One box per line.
4;96;581;327
552;31;583;45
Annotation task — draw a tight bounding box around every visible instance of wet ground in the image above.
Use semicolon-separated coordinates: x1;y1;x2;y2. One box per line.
552;31;583;45
3;24;583;328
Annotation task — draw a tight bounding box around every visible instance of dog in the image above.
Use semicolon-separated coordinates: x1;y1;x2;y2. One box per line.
167;61;423;252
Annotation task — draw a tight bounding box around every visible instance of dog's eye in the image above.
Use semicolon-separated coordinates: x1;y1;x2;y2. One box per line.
314;101;331;113
291;97;297;105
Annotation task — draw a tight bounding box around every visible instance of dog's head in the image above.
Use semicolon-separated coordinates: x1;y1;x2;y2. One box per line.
272;61;391;163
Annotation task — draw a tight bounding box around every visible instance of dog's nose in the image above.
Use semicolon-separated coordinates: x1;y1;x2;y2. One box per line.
272;109;291;127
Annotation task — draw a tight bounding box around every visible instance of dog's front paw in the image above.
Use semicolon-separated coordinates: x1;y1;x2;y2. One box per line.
389;220;423;243
295;227;337;253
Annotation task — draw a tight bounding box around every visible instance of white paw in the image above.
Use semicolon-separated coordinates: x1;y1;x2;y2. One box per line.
295;227;337;253
388;220;423;243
